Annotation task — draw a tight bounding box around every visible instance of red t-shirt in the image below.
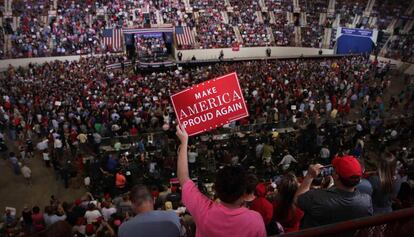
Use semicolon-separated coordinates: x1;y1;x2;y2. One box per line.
31;213;45;231
273;201;304;233
251;197;274;225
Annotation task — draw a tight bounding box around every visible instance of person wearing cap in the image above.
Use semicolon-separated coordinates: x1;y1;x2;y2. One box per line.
294;155;373;229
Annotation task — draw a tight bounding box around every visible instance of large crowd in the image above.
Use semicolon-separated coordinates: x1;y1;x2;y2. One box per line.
0;0;413;61
0;54;414;236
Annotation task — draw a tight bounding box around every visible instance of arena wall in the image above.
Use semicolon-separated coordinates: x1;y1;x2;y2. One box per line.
176;47;335;61
1;48;413;75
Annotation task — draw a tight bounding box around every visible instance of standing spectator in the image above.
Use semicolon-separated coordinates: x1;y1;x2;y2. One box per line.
295;156;373;228
21;163;32;185
31;206;45;232
9;152;20;175
273;173;304;233
368;152;402;214
278;151;297;171
102;201;117;221
84;203;102;224
118;185;182;237
176;125;266;237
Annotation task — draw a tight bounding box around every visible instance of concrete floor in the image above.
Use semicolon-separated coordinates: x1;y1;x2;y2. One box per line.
0;150;86;214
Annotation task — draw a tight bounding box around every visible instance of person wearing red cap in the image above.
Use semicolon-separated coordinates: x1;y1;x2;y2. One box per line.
250;183;273;226
294;155;373;229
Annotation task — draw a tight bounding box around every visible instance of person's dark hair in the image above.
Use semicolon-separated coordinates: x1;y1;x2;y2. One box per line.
87;203;95;211
378;152;397;193
274;173;298;221
38;220;74;237
339;176;361;188
245;173;259;195
215;165;247;204
130;185;153;206
32;206;40;214
45;206;54;215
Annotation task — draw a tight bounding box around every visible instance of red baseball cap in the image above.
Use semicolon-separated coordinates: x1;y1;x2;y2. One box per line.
332;155;362;179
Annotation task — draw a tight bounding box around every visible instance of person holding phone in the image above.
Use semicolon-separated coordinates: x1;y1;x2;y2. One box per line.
294;155;373;229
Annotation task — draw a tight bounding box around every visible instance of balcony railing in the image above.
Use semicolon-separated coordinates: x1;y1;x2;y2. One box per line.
276;207;414;237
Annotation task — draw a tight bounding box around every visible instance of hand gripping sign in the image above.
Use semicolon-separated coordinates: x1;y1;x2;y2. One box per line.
171;72;249;136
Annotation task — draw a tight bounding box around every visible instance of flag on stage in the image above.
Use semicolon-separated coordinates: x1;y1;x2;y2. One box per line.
175;26;196;46
102;28;123;51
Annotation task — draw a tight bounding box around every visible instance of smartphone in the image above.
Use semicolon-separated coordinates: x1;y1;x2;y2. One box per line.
320;165;334;177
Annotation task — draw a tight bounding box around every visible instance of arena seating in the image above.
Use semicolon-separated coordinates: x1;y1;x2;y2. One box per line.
0;0;413;62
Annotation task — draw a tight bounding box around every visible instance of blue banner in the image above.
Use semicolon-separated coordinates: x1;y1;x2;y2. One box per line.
138;32;163;38
341;28;373;37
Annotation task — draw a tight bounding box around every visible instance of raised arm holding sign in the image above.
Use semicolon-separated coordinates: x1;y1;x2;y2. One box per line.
170;72;249;136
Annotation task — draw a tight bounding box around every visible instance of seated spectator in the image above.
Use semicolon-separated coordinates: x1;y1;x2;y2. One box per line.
295;155;373;228
118;185;181;237
368;152;402;214
176;125;266;237
273;173;304;233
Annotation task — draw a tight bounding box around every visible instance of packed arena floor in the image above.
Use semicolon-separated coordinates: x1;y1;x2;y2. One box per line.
0;0;414;237
0;53;413;237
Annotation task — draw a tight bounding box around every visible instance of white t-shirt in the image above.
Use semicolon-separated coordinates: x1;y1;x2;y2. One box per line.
188;152;198;164
54;139;63;149
43;152;50;161
320;148;330;159
102;207;117;221
279;155;297;170
84;210;102;224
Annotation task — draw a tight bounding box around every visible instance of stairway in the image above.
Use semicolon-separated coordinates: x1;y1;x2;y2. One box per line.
269;12;276;24
368;16;377;28
322;27;332;49
386;19;398;33
267;27;275;44
293;0;300;13
319;13;327;26
406;1;414;15
183;0;191;9
256;11;264;24
328;0;335;14
378;33;392;56
287;12;294;25
156;11;163;25
402;20;414;34
332;14;340;28
233;26;244;44
363;0;375;16
294;26;301;46
300;12;307;26
352;15;361;28
222;11;229;24
259;0;266;11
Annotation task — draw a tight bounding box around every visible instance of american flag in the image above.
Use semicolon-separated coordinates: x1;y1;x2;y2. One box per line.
102;28;123;51
175;26;196;46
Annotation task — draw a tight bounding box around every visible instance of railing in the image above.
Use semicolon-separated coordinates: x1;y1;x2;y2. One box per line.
276;207;414;237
